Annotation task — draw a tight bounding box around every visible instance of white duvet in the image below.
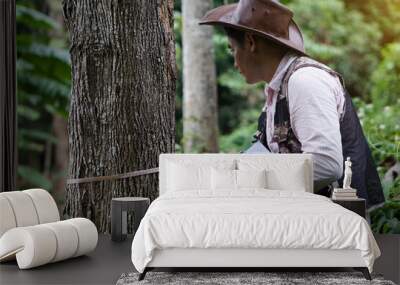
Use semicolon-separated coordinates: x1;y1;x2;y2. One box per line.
131;189;380;273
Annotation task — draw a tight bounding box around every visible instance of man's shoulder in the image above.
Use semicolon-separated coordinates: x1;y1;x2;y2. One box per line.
287;56;338;78
288;66;332;88
287;57;342;89
285;58;346;120
292;56;333;70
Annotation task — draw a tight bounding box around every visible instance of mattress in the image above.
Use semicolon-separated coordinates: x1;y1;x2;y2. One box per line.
131;189;380;273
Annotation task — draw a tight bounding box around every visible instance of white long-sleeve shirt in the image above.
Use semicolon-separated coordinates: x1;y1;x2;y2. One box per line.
264;53;345;190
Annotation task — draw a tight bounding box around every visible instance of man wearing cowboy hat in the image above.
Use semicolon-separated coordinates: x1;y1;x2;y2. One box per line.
200;0;385;208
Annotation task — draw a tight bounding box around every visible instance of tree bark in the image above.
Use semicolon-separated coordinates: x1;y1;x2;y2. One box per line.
182;0;219;153
63;0;176;232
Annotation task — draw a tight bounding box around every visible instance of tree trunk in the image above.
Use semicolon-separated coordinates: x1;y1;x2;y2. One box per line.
62;0;176;233
182;0;219;153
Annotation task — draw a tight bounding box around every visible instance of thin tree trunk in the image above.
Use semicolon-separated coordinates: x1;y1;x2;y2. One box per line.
62;0;176;233
182;0;219;153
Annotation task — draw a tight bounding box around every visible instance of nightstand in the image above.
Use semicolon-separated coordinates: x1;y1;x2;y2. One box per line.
111;197;150;242
332;198;366;218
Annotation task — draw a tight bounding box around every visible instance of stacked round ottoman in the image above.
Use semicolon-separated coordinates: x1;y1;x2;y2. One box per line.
0;189;98;269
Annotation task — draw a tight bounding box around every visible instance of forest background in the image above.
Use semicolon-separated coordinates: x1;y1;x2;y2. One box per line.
15;0;400;233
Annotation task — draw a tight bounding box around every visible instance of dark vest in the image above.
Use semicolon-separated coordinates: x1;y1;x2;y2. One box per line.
253;56;385;207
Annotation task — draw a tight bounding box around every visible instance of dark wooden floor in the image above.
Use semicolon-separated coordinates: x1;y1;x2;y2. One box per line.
0;234;134;285
1;234;398;285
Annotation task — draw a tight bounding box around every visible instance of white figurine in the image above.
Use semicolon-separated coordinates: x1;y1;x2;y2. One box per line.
343;157;353;189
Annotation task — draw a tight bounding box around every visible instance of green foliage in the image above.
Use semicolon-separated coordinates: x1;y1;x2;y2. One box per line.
173;11;184;148
288;0;382;98
353;97;400;173
386;177;400;201
362;45;400;227
345;0;400;44
16;1;70;190
16;4;60;30
370;201;400;234
219;109;260;153
18;165;53;190
370;43;400;108
353;94;400;234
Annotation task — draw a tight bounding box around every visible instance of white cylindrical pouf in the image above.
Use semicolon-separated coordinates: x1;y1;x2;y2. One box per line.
24;189;60;224
17;226;57;269
42;220;79;262
0;226;57;269
0;218;98;269
0;189;98;269
67;218;98;257
0;192;39;227
0;196;17;237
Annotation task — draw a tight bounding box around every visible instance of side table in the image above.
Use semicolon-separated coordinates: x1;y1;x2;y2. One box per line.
111;197;150;242
332;197;366;219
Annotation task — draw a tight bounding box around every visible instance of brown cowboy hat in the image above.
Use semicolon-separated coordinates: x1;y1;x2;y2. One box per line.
199;0;306;55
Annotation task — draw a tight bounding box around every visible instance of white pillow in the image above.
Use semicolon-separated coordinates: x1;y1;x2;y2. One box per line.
266;168;307;191
165;159;237;193
167;162;211;191
237;169;267;189
211;168;236;190
211;168;268;190
237;158;308;192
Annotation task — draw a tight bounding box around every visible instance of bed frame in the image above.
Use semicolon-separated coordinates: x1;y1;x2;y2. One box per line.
138;154;372;281
139;248;371;280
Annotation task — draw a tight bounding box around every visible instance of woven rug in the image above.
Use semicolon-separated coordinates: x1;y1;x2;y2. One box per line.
116;271;395;285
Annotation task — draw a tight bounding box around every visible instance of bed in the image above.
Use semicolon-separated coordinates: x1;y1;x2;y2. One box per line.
131;153;380;281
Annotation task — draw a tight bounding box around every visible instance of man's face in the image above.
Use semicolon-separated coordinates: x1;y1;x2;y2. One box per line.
227;33;265;84
228;35;258;84
228;33;285;84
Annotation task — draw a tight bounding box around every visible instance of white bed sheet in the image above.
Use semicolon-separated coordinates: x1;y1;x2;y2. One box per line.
131;189;380;273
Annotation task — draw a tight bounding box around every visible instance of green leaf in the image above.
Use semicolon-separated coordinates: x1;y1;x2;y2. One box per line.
17;165;52;190
19;129;58;144
370;201;400;233
17;105;40;121
18;73;70;100
45;104;69;118
16;58;34;73
17;139;44;152
16;5;60;31
18;43;71;66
